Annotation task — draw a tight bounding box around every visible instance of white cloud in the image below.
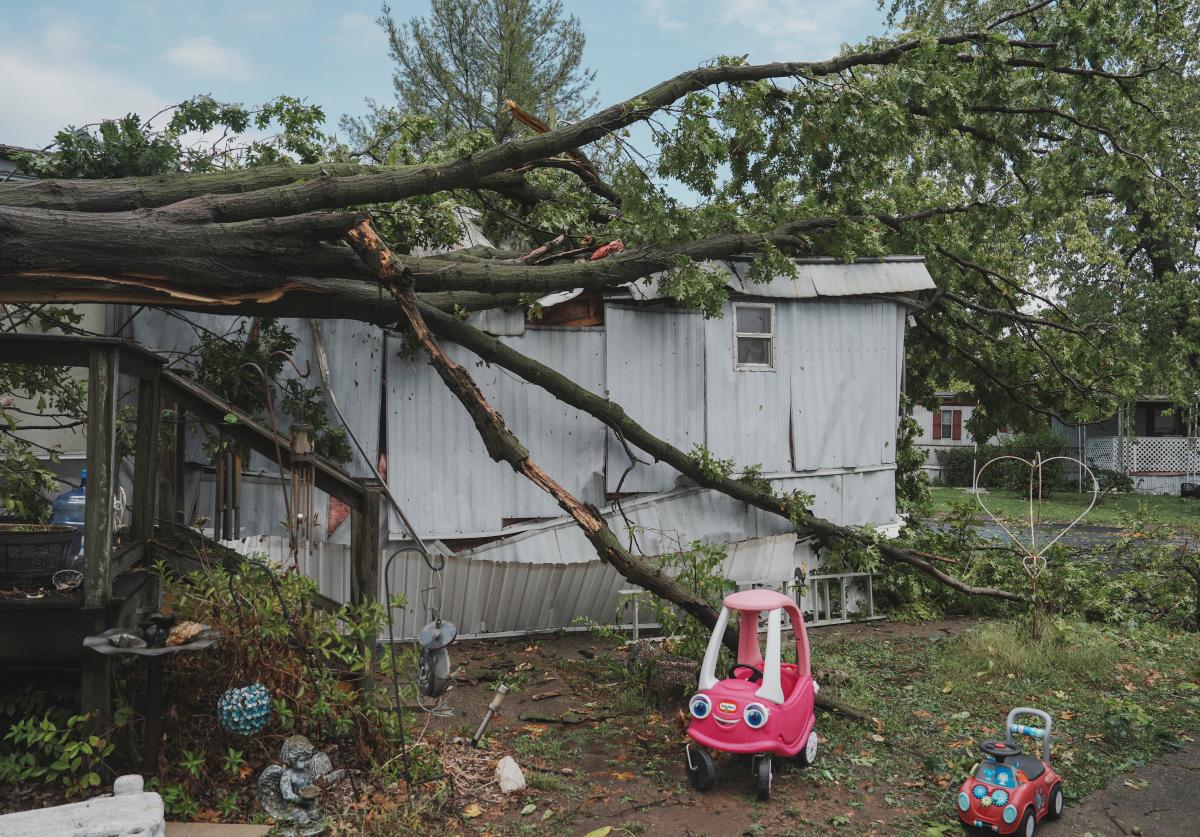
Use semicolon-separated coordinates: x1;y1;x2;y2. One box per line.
328;11;387;50
164;36;252;81
0;20;166;148
717;0;878;56
643;0;687;32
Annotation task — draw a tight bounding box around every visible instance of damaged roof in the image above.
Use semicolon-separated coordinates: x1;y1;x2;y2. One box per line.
619;256;936;303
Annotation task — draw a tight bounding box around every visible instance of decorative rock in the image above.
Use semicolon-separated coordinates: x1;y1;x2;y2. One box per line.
217;683;273;735
0;790;165;836
494;756;526;794
113;774;144;795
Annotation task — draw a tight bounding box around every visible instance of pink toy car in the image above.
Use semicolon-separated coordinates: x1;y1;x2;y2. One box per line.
685;589;818;800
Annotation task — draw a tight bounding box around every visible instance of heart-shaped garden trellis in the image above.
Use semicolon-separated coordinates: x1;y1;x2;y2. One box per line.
972;453;1100;581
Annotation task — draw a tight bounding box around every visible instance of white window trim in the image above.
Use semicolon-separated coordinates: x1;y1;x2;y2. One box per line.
940;408;956;439
733;302;776;371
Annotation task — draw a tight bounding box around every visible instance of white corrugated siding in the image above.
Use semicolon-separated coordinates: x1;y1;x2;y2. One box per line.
703;306;792;471
605;305;706;493
386;327;607;538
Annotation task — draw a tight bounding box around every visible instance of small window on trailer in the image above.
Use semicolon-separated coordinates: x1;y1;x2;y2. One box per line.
933;407;962;441
733;302;774;370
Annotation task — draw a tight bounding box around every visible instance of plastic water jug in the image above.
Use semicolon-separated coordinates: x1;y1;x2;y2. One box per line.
50;469;86;560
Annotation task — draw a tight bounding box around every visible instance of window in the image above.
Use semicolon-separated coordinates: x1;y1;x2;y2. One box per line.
933;407;962;440
734;303;774;370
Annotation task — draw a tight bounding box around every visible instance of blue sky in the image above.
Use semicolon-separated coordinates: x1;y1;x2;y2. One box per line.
0;0;888;150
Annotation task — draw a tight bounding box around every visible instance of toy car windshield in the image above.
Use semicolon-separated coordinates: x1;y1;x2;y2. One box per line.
974;760;1017;787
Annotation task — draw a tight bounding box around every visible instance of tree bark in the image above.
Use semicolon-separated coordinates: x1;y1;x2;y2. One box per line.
0;162;565;214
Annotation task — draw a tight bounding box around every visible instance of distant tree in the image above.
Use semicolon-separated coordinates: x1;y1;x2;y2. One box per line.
377;0;596;144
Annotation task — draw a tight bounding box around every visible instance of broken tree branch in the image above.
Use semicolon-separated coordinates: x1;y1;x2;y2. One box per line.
417;303;1025;603
343;219;744;644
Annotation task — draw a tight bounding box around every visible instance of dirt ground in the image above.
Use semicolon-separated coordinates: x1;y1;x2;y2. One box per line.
411;618;969;836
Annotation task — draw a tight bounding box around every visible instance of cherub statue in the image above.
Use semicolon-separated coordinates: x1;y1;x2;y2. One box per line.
257;735;345;836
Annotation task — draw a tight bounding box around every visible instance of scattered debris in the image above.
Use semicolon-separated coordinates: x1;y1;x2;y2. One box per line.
494;756;526;794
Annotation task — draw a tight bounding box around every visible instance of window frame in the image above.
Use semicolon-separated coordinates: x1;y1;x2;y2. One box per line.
732;302;776;371
940;408;954;440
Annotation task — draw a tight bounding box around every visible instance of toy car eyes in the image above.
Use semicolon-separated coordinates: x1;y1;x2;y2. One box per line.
689;694;712;719
744;703;769;728
972;784;988;799
991;789;1009;806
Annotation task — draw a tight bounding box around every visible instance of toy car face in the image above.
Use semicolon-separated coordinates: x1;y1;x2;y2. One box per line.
686;671;815;756
687;679;776;751
956;758;1061;834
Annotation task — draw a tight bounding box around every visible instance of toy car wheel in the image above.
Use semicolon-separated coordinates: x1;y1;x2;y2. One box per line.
755;754;773;801
1045;783;1064;820
685;746;716;792
796;730;819;767
1018;807;1036;837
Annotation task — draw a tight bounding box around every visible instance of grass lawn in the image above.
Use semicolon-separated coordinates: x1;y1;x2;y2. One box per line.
405;617;1200;837
929;485;1200;530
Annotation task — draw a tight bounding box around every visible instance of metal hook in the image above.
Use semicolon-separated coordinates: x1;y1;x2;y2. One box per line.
266;350;311;380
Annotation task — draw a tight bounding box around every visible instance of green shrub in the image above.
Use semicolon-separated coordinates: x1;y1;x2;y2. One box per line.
0;686;132;796
934;447;982;488
935;431;1073;494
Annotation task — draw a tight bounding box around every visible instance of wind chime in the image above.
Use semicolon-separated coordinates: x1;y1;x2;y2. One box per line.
211;446;242;541
289;424;317;570
973;452;1099;639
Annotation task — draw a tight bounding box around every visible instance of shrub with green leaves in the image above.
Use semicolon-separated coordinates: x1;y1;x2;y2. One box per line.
0;686;131;797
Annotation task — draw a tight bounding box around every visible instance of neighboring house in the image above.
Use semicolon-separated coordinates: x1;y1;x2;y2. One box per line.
912;393;1008;480
1058;399;1200;495
119;256;935;637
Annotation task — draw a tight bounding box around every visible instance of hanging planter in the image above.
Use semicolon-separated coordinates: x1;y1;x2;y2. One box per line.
0;524;77;586
217;683;273;735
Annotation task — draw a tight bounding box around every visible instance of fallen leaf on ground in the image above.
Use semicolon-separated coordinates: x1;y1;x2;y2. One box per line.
585;828;613;837
463;803;482;818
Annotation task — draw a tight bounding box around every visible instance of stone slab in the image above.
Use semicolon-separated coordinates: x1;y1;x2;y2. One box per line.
0;791;165;837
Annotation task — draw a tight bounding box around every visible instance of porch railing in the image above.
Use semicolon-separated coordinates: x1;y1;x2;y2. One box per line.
1084;435;1200;473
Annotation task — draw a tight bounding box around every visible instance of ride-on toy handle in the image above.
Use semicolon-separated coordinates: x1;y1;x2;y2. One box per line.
1005;706;1053;763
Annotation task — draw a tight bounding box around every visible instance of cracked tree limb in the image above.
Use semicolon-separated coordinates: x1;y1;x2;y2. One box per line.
417;302;1025;604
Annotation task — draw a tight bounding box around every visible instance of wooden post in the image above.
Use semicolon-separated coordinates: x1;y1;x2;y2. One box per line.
83;345;118;607
132;369;161;544
173;407;186;525
350;478;384;675
82;345;118;721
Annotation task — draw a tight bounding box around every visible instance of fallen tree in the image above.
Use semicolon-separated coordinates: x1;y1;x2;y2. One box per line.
4;0;1197;680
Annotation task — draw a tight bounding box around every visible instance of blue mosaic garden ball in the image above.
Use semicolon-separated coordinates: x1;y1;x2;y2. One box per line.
217;683;272;735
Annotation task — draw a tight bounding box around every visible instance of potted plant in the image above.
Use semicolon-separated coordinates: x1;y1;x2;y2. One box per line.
0;418;77;587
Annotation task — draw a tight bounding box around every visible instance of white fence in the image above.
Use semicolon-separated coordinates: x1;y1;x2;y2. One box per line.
1084;436;1200;473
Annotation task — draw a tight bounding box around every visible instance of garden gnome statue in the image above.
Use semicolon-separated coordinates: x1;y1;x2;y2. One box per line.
257;735;345;836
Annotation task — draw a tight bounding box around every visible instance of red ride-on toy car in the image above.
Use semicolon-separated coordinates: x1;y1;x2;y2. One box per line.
684;589;818;801
957;708;1064;835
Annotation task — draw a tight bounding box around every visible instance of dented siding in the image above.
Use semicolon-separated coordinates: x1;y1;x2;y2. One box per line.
386;327;607;538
